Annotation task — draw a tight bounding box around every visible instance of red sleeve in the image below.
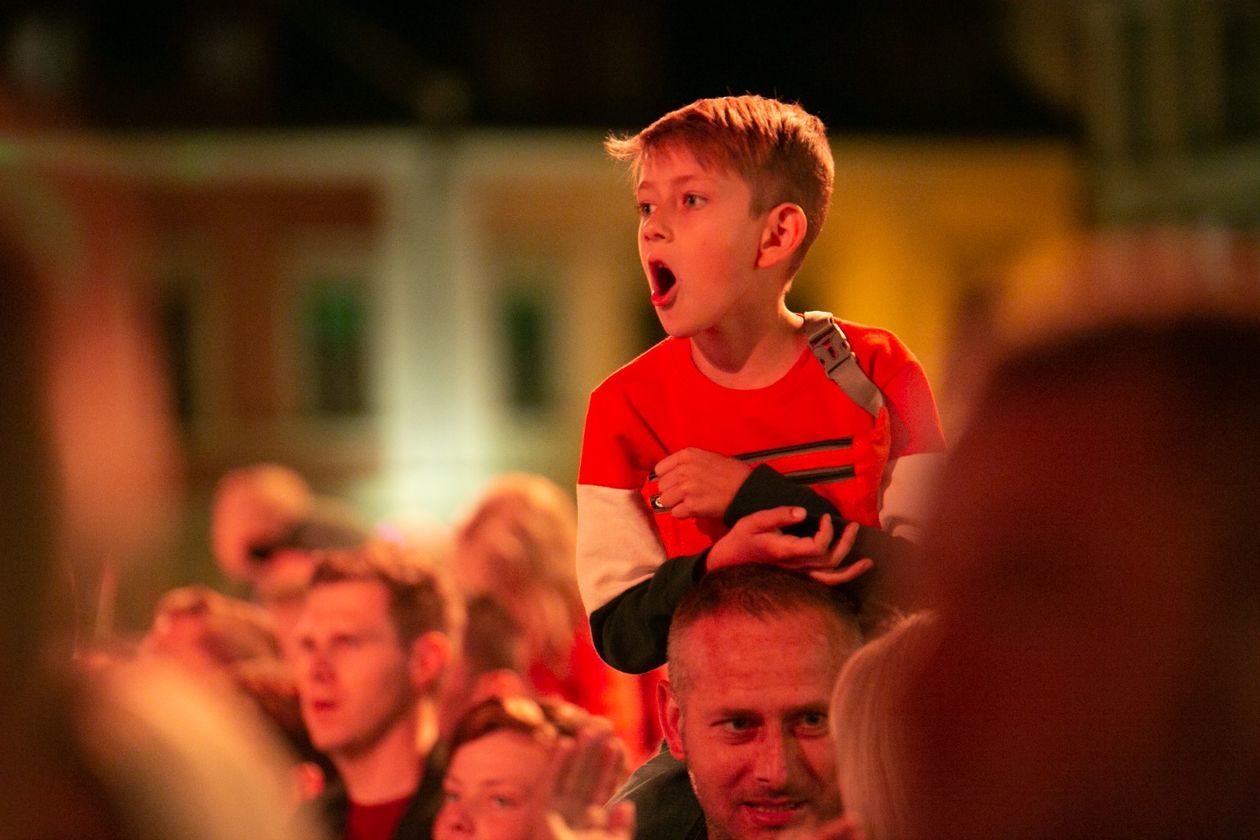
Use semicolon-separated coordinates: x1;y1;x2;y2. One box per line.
845;322;946;458
883;360;946;457
577;371;666;490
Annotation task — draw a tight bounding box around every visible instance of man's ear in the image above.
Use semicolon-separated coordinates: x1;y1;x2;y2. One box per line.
408;630;450;693
755;203;808;269
659;678;687;761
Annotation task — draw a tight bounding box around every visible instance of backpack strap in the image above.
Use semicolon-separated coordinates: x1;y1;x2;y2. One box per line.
802;311;885;419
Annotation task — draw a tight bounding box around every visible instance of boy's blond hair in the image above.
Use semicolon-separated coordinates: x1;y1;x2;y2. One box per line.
605;94;835;272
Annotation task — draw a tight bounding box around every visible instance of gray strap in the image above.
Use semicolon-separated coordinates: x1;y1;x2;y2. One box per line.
802;311;885;419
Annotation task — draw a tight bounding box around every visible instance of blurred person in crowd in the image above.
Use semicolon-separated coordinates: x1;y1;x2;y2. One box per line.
0;235;319;840
74;658;327;840
139;584;330;798
293;539;463;840
452;473;649;762
899;312;1260;838
434;695;631;840
212;463;369;652
611;564;862;840
439;594;532;737
139;584;280;674
827;611;937;840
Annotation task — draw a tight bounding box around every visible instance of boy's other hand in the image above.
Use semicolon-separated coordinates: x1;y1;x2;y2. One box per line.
802;517;874;587
706;509;874;587
652;448;752;519
707;506;831;570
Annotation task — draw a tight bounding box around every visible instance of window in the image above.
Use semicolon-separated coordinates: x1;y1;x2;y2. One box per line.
503;286;551;410
302;280;368;416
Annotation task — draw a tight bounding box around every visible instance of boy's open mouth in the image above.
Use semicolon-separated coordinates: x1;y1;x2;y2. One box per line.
649;260;678;306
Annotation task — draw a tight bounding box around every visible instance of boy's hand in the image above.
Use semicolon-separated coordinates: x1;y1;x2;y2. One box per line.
802;516;874;587
652;448;751;519
707;507;833;569
707;508;874;586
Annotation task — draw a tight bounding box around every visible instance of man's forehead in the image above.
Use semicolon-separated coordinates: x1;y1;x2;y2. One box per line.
680;605;842;643
298;580;395;631
673;609;844;692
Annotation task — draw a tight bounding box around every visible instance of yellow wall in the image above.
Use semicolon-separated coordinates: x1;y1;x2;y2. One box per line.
797;139;1085;390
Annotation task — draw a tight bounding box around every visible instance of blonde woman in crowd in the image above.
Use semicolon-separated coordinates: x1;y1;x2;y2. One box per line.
452;474;647;762
829;612;937;840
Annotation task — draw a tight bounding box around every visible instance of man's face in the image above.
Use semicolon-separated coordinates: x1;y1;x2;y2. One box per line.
293;579;416;761
663;609;845;840
634;145;771;340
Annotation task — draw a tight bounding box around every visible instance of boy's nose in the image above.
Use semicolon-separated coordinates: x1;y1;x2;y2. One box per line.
642;212;671;241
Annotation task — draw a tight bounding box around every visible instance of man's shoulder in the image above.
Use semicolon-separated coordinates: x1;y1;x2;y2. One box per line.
610;748;706;840
393;744;447;839
310;747;445;840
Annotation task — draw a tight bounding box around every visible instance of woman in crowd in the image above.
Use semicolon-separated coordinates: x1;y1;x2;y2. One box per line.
452;474;648;761
829;611;938;840
434;695;631;840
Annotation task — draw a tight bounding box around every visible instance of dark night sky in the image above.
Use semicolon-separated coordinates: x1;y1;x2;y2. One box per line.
0;1;1078;138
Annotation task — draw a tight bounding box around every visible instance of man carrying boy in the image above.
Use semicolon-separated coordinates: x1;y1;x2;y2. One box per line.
577;95;945;672
610;564;863;839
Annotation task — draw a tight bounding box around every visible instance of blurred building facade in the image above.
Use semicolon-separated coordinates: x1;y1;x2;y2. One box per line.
3;121;1081;628
5;0;1260;635
1008;0;1260;224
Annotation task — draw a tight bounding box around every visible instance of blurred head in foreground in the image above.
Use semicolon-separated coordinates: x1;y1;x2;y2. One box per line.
902;312;1260;838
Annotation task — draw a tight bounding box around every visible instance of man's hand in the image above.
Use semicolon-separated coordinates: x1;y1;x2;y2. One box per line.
707;507;874;587
652;448;752;519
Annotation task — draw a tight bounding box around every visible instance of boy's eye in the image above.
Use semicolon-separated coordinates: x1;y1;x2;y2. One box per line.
490;795;517;809
637;202;654;218
682;193;705;208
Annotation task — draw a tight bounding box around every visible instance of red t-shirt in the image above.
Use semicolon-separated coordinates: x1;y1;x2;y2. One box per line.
582;325;942;536
345;795;412;840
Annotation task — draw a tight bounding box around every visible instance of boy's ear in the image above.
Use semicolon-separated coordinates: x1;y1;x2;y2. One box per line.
659;678;687;761
755;202;808;269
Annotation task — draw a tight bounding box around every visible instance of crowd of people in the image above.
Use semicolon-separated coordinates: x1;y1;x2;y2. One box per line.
6;94;1260;840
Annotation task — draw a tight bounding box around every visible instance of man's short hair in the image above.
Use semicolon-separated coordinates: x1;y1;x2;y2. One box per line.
605;94;834;271
666;564;861;698
308;539;463;650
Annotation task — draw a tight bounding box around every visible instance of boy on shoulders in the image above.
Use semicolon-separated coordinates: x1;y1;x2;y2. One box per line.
577;95;945;672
